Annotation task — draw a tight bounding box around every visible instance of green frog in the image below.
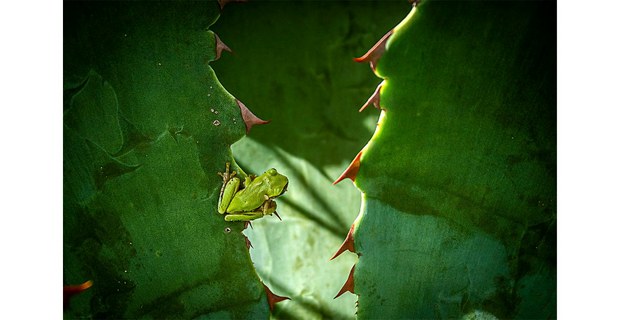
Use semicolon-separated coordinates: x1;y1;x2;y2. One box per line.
217;162;288;222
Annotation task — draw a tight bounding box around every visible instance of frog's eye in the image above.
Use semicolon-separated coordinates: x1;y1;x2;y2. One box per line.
267;168;278;176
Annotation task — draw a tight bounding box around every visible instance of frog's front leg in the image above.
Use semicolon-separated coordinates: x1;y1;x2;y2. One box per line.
265;200;281;220
262;198;277;216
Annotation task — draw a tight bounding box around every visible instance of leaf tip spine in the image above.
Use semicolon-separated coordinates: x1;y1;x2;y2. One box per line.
263;283;290;311
334;265;355;299
333;150;363;185
214;33;232;61
236;99;270;134
330;223;356;260
353;29;393;72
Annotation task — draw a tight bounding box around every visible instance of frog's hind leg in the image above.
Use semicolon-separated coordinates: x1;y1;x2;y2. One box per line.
224;212;264;222
218;162;237;206
262;199;280;220
217;176;240;214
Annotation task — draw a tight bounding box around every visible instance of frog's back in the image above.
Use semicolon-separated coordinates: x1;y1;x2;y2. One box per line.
227;183;267;213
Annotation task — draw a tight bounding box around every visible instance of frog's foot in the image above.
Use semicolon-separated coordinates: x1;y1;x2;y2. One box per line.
218;162;237;185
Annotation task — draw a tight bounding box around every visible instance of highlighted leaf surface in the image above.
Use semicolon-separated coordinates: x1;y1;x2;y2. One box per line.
349;1;556;318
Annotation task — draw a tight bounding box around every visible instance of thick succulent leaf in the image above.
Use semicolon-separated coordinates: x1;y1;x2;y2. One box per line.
211;0;412;168
63;1;270;317
210;1;411;318
350;1;556;318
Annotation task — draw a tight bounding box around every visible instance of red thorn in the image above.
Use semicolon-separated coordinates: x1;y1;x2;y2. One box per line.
236;99;270;134
217;0;247;10
330;223;356;260
359;82;383;112
244;220;253;230
354;29;393;71
244;235;253;249
214;33;232;61
263;283;290;311
334;265;355;299
63;280;93;309
333;150;363;185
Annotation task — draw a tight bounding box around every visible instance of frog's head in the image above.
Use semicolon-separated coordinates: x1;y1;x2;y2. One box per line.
265;168;288;198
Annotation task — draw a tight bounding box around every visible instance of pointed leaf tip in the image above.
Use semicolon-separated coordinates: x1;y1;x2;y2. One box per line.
334;265;355;299
359;82;383;112
64;280;93;309
263;283;290;311
354;29;393;71
244;235;253;249
236;99;270;134
244;220;253;229
330;223;356;260
214;33;232;61
333;150;363;185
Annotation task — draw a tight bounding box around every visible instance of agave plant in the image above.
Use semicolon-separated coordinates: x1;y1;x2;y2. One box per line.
64;0;556;318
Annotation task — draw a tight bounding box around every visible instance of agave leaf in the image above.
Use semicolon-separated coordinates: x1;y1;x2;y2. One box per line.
211;0;412;167
63;1;270;317
348;1;556;318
